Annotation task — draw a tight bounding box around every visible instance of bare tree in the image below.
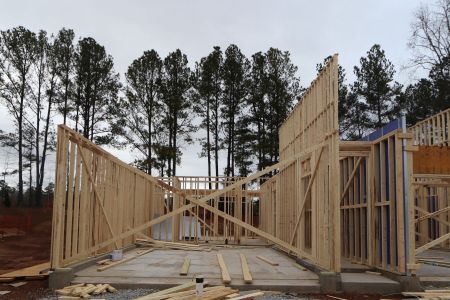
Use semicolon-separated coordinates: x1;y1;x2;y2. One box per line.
408;0;450;74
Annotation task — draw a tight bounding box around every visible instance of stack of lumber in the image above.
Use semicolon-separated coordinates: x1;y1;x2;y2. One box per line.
136;238;211;251
56;283;117;299
134;282;264;300
0;261;50;282
403;289;450;299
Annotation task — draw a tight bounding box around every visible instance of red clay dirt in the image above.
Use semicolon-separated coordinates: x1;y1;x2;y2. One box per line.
0;208;52;275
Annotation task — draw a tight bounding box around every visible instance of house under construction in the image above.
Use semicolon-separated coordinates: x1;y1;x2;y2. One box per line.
49;55;450;293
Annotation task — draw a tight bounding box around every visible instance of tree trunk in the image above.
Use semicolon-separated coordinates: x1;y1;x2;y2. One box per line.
37;81;55;205
172;113;177;176
17;74;25;206
206;99;212;189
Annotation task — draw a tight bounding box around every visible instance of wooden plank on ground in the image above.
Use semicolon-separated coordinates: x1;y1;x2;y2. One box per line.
0;262;50;278
227;292;264;300
217;254;231;284
133;282;196;300
256;255;278;266
180;258;190;275
240;253;252;283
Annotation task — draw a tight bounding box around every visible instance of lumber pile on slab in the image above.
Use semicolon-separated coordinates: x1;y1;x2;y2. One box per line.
0;261;50;282
56;283;117;298
134;282;264;300
135;238;211;251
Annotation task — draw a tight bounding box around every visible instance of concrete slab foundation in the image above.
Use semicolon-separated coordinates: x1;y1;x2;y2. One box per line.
54;245;449;294
72;247;320;292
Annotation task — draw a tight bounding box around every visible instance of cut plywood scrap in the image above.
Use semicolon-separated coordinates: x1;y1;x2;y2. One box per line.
179;258;190;275
0;291;11;296
217;254;231;284
227;291;264;300
256;255;278;266
0;262;50;279
97;249;153;272
133;282;196;300
240;253;252;284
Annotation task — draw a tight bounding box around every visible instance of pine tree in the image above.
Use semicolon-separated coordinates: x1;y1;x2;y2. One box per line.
193;47;224;186
222;45;250;177
54;28;75;125
401;79;436;126
247;52;268;171
71;37;121;143
117;50;163;175
0;26;38;206
264;48;300;165
160;49;193;176
353;44;402;129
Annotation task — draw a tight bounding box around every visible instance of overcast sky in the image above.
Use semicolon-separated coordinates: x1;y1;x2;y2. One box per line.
0;0;428;183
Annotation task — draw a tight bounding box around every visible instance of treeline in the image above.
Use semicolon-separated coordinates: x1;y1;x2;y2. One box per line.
0;0;448;207
0;27;302;206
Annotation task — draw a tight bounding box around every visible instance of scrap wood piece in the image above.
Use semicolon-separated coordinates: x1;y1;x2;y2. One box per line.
93;284;109;295
240;253;252;283
162;286;228;300
198;288;239;300
97;249;153;272
227;291;264;300
0;261;50;279
226;293;240;298
293;263;306;271
403;291;450;297
134;282;196;300
96;259;111;265
256;255;278;266
136;238;200;248
8;281;27;287
365;271;381;275
217;254;231;284
179;258;190;275
0;291;11;295
326;295;348;300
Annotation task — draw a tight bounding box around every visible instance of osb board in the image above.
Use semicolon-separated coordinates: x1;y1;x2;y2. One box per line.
413;146;450;174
